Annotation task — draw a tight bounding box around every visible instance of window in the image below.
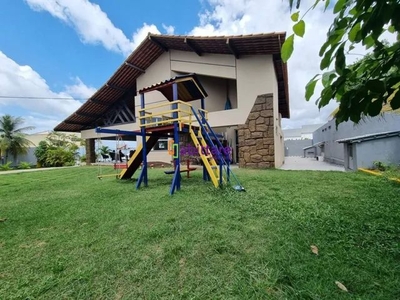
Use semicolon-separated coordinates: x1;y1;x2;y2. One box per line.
154;140;168;151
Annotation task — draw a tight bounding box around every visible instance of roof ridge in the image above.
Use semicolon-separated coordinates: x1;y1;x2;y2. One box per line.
148;32;286;39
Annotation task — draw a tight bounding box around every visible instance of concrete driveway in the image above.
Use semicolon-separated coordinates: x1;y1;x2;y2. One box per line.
280;156;345;171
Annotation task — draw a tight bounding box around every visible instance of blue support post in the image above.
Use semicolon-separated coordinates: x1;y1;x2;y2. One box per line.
136;93;148;189
227;158;230;182
170;83;180;195
219;157;223;187
200;98;205;110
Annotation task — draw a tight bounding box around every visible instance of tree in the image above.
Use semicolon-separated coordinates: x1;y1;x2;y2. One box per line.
34;140;49;167
99;145;110;156
282;0;400;126
34;131;83;167
0;115;34;163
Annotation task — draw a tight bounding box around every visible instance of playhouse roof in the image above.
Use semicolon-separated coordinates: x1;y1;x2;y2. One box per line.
55;32;290;132
138;73;208;102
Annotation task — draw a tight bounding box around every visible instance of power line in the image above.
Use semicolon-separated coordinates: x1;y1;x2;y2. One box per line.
0;95;87;101
0;95;168;107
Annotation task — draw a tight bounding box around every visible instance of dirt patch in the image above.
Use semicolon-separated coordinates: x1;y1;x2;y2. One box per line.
147;161;173;168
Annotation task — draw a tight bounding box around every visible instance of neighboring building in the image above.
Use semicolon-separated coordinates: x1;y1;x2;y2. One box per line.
54;33;290;168
283;124;323;156
337;131;400;171
312;112;400;168
283;124;323;140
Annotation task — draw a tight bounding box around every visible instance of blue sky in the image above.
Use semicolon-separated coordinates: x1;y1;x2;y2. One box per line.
0;0;350;133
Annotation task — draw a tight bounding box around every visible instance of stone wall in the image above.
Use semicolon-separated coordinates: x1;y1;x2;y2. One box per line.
85;139;96;164
238;94;275;168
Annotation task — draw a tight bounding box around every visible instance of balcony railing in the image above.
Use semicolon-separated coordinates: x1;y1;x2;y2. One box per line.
138;100;208;131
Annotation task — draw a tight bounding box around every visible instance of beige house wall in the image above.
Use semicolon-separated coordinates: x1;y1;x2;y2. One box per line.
189;76;237;112
171;61;236;79
146;148;172;163
170;50;236;67
27;131;81;146
272;68;285;168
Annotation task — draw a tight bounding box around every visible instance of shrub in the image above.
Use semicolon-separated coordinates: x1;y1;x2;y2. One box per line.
34;141;49;167
34;132;81;167
45;148;75;167
0;162;13;171
18;162;31;169
373;161;389;171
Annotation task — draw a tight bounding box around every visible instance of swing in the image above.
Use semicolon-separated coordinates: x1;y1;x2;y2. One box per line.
114;135;128;170
96;134;127;179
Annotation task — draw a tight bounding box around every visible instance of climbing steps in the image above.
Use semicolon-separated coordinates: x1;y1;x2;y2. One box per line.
191;107;245;191
189;128;221;187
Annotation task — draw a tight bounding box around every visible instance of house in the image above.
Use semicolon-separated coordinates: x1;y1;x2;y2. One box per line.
54;33;290;168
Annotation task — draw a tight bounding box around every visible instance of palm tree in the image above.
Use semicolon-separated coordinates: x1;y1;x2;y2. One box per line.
99;145;111;156
0;115;35;164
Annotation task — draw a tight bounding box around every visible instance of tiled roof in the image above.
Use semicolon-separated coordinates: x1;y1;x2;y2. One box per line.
55;32;290;132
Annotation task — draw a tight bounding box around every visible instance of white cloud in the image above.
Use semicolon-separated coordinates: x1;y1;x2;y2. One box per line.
25;0;173;56
64;77;97;100
0;51;95;132
131;23;161;50
25;0;133;55
162;24;175;35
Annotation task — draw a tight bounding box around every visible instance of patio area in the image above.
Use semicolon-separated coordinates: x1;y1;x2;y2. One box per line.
280;156;345;171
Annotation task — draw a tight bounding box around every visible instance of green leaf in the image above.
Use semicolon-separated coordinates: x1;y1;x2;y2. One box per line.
319;29;346;57
348;22;361;42
349;7;358;15
324;0;331;11
368;98;383;116
388;25;395;34
319;41;331;57
291;11;300;22
362;35;375;49
322;71;337;88
313;0;321;9
293;20;306;38
390;90;400;110
289;0;294;10
281;34;294;63
320;43;340;70
319;86;334;107
335;43;346;75
305;75;320;101
366;79;385;93
333;0;346;14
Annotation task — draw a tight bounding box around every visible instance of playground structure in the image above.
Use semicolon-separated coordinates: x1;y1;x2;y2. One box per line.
96;73;244;195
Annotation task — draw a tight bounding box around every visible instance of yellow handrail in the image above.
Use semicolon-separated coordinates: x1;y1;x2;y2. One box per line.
138;100;207;129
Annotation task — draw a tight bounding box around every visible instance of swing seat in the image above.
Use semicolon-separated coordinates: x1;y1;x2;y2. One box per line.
164;167;197;174
114;163;128;169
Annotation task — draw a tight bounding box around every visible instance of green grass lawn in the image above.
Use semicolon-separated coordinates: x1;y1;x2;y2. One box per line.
0;167;399;299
